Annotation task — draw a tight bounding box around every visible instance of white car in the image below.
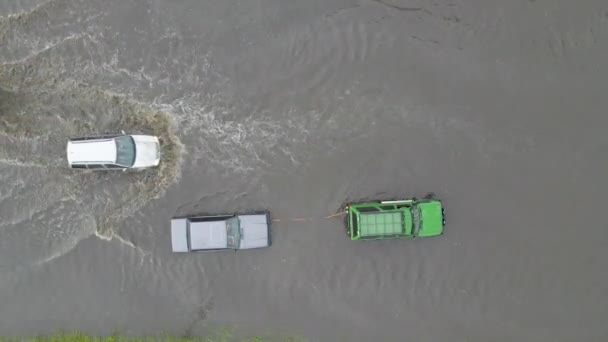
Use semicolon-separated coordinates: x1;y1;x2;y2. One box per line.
66;134;160;170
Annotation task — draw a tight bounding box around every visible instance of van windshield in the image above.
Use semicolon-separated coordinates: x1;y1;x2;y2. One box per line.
115;136;136;167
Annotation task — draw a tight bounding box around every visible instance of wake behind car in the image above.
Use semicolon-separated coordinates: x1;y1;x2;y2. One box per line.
171;213;271;252
67;134;160;170
346;198;445;240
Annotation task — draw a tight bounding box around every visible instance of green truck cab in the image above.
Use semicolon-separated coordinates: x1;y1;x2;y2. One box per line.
346;199;445;240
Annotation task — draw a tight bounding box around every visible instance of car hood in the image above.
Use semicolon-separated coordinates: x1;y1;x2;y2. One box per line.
238;214;270;249
131;135;160;168
417;201;444;237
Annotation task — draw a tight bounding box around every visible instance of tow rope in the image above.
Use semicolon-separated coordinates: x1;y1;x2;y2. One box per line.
271;210;347;223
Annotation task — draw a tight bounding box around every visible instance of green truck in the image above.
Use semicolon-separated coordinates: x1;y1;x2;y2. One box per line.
346;199;445;240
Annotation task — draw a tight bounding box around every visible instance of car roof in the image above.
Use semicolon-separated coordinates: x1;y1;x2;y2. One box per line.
189;221;228;250
67;139;117;164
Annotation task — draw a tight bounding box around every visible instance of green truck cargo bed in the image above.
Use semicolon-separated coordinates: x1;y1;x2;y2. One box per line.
358;211;407;237
346;198;445;240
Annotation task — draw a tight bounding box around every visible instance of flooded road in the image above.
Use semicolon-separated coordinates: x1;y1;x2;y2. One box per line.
1;1;608;340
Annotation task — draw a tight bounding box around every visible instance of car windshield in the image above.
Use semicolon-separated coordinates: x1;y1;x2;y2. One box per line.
225;217;240;249
411;206;421;235
115;136;136;167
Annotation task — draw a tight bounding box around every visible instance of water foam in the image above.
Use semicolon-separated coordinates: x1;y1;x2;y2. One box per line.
0;17;184;266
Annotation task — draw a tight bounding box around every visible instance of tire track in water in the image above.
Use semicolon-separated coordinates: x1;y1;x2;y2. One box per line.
0;8;184;267
0;0;516;272
0;0;315;270
0;0;105;65
2;4;314;175
154;96;316;173
0;81;184;266
0;0;49;19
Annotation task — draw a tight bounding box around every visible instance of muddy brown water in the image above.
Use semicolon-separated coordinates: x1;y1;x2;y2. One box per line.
1;1;608;341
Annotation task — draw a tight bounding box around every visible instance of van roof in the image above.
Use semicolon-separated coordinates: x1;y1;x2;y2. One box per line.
67;139;117;164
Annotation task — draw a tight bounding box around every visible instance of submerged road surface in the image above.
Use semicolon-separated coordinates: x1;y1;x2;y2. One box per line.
1;1;607;341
